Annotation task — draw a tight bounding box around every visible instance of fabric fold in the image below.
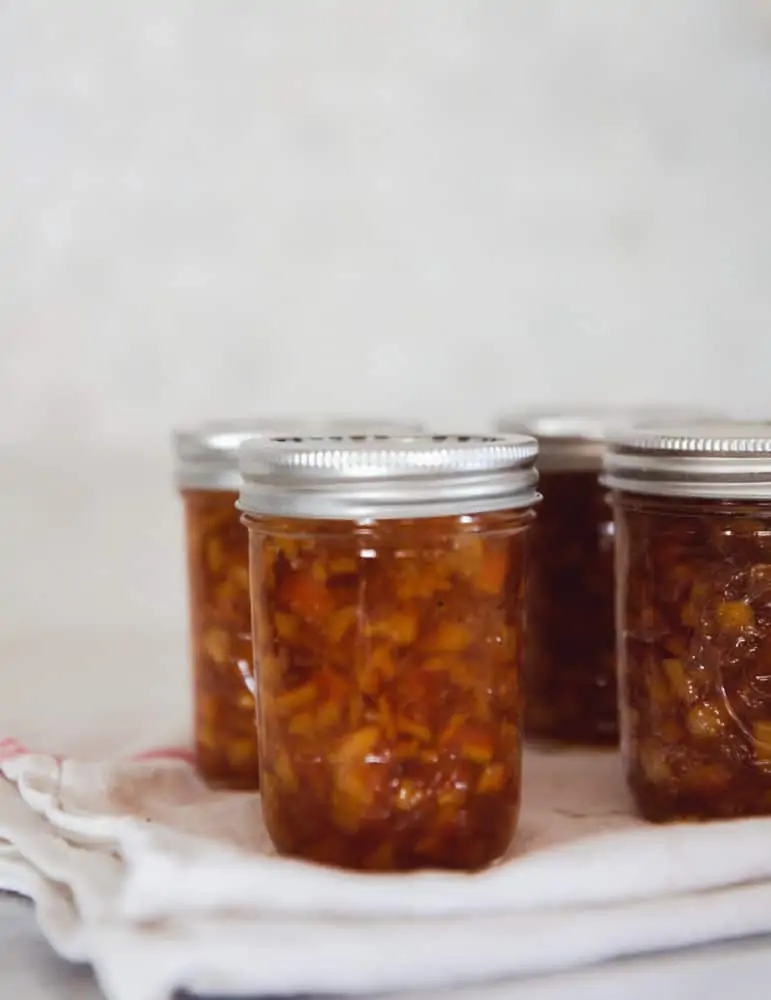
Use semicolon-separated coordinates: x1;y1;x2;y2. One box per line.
0;744;770;1000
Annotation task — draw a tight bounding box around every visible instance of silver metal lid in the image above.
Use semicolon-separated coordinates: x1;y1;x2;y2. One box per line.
602;421;771;499
174;417;424;491
496;406;721;472
238;434;540;519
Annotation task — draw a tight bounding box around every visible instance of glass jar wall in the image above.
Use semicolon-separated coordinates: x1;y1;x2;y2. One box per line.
497;407;720;747
174;417;423;790
605;422;771;820
181;483;255;788
238;434;539;870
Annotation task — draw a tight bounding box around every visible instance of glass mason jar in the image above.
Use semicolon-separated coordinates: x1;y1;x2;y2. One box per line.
238;434;539;871
604;422;771;821
497;406;721;747
174;417;424;790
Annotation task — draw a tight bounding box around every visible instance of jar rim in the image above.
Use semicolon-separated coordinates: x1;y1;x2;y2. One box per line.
173;417;425;491
496;406;721;472
602;421;771;499
237;433;541;519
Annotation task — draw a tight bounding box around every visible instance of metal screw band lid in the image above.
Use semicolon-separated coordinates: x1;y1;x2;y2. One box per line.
496;406;721;472
238;433;540;519
173;417;424;491
602;421;771;499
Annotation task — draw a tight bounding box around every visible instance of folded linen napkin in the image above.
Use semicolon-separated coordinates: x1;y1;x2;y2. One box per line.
1;739;771;1000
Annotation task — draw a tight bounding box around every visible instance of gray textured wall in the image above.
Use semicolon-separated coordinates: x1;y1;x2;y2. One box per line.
2;1;771;631
4;1;771;447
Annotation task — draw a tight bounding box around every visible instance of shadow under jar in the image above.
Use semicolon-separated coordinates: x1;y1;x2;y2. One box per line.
497;407;721;747
174;417;424;790
238;434;539;871
604;422;771;821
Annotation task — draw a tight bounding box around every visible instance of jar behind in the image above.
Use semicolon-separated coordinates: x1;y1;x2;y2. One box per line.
496;406;719;746
174;416;424;790
604;422;771;821
238;434;539;870
181;485;255;788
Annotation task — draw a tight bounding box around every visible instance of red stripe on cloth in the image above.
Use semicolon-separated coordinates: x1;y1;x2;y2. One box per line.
0;738;194;765
0;738;27;761
132;746;195;763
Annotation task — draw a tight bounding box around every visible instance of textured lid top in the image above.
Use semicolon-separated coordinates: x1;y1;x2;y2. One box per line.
173;417;424;491
602;421;771;499
238;433;540;519
496;406;721;472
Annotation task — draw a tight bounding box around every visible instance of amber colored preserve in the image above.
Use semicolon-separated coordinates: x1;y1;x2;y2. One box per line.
182;488;257;788
614;494;771;819
605;422;771;821
239;434;539;870
498;407;720;747
174;417;423;790
524;469;616;744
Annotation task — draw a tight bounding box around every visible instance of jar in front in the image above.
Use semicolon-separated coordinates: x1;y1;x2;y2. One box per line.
604;422;771;821
238;434;539;870
497;407;716;747
174;417;424;790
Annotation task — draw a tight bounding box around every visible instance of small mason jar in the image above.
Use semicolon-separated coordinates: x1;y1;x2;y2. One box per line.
497;406;720;747
603;422;771;821
174;417;423;790
238;434;539;871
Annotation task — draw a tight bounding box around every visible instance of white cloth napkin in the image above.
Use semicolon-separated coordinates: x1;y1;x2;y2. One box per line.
1;739;771;1000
